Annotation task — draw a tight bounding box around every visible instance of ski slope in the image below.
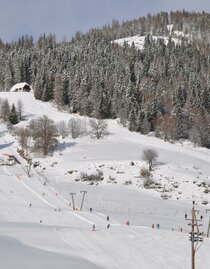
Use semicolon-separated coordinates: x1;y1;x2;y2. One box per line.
0;91;210;268
113;34;181;50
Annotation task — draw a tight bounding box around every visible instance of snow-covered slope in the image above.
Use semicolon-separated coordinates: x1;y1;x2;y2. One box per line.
0;91;210;269
113;34;181;50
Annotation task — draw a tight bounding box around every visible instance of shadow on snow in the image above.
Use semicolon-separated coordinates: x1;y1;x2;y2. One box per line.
0;141;14;150
56;142;77;152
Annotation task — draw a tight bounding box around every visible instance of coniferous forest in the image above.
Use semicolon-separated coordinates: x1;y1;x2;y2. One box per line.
1;11;210;147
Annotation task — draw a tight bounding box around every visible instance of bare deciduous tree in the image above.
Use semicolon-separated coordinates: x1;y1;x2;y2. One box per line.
17;99;24;120
68;117;87;139
142;148;158;171
89;119;108;139
29;115;58;156
57;120;68;138
17;127;30;150
68;118;80;139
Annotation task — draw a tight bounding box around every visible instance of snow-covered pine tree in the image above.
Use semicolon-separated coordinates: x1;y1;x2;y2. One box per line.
9;104;19;125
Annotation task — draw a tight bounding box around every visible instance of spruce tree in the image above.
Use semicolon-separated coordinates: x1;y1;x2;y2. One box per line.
9;104;19;125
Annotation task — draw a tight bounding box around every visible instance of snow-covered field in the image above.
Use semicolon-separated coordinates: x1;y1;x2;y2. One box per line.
0;91;210;269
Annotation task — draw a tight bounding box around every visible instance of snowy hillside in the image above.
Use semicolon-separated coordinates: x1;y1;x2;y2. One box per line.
113;24;188;50
0;91;210;269
113;34;181;50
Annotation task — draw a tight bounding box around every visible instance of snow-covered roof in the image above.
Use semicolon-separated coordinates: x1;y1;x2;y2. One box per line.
10;82;31;92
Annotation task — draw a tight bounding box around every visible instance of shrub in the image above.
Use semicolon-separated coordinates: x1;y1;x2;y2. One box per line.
80;170;104;182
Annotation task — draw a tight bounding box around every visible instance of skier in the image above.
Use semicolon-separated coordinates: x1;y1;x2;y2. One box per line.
92;224;96;231
107;224;110;229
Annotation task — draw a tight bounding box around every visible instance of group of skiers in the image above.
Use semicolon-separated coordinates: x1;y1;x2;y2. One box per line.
91;214;111;231
152;223;160;229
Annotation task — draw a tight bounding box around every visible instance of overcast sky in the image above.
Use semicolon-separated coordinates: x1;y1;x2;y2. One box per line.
0;0;210;42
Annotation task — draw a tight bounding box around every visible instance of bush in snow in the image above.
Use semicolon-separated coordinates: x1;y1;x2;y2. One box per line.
79;170;104;183
140;167;151;178
123;180;132;185
204;188;210;194
140;167;154;188
108;176;116;182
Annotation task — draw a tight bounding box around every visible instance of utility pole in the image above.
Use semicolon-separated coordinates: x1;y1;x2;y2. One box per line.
187;201;203;269
80;191;87;211
70;192;76;210
191;201;195;269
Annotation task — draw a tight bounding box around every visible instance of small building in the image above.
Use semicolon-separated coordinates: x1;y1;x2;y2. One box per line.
10;82;31;92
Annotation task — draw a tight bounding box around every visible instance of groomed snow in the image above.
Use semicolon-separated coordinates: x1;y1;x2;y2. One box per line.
0;91;210;269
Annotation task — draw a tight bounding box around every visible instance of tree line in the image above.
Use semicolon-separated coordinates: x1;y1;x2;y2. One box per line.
0;97;108;156
0;11;210;147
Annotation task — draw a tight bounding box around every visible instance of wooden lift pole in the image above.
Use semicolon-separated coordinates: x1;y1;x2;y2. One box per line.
187;201;203;269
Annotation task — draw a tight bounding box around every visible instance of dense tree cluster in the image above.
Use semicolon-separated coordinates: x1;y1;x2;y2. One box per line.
1;11;210;147
0;98;19;125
